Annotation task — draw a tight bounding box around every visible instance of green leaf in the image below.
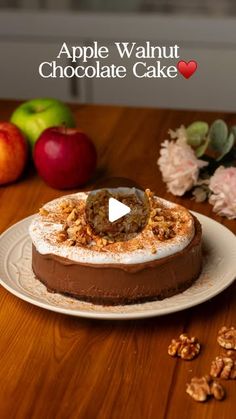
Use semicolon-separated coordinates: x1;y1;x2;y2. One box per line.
195;137;210;157
186;121;209;147
231;126;236;138
209;119;228;152
217;132;235;161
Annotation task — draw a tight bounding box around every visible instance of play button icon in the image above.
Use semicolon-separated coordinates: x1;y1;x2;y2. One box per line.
85;185;150;242
108;197;131;222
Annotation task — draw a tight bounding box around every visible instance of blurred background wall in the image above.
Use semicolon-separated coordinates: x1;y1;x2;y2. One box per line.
0;0;236;111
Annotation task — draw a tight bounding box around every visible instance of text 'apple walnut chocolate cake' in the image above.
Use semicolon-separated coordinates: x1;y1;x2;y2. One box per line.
29;188;203;305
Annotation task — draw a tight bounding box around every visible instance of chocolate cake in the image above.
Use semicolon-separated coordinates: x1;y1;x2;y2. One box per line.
29;189;202;305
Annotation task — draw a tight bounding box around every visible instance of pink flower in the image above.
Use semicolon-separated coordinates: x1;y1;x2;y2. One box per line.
168;125;188;142
157;138;208;196
209;166;236;219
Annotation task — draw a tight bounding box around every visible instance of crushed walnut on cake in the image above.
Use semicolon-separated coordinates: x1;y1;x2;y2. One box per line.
38;189;190;251
86;188;150;240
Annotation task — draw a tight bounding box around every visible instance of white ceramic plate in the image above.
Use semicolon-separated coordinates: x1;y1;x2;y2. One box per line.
0;213;235;320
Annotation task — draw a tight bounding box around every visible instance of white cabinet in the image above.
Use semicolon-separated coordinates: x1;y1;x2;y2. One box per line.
90;43;236;112
0;11;235;111
0;40;86;102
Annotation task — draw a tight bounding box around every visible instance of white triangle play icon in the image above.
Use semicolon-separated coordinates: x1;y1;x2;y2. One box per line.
108;197;131;223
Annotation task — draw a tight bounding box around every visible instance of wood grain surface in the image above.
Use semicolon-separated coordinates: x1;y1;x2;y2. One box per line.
0;100;235;419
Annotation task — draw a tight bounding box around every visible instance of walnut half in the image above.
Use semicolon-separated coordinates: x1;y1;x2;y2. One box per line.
210;355;236;380
210;381;225;401
217;326;236;350
168;333;200;360
186;375;225;402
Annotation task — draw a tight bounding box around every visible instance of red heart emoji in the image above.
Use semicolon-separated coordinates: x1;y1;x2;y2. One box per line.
177;60;198;79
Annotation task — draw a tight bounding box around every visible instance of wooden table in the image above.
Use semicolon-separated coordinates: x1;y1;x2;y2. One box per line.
0;100;235;419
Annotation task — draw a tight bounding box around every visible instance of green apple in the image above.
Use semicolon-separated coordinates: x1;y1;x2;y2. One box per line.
10;98;75;149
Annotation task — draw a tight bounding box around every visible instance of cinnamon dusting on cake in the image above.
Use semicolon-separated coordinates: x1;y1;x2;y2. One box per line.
37;189;193;254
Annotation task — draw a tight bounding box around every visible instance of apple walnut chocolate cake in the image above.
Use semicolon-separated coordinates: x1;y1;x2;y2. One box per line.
29;188;203;305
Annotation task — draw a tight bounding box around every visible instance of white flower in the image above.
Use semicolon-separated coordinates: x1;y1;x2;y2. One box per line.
209;166;236;219
168;125;188;142
192;187;208;203
157;138;208;196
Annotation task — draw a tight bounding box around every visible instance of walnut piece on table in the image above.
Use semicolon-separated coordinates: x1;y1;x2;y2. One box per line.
186;376;211;402
217;326;236;350
168;333;201;360
210;355;236;380
186;375;225;402
210;381;225;401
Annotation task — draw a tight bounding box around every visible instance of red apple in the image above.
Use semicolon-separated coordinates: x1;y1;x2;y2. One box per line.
0;122;28;185
33;127;97;189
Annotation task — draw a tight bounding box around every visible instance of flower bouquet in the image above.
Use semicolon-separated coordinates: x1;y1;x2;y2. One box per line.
157;120;236;219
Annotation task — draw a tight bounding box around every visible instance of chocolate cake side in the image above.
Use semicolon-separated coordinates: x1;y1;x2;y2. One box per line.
32;216;202;306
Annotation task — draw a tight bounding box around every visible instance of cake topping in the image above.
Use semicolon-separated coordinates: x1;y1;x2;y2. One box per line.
38;188;191;252
30;190;195;264
85;188;150;241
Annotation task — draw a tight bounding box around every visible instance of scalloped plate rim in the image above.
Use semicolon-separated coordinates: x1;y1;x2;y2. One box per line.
0;212;235;320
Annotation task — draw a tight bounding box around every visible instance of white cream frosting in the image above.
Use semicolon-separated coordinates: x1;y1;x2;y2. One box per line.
29;191;195;265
